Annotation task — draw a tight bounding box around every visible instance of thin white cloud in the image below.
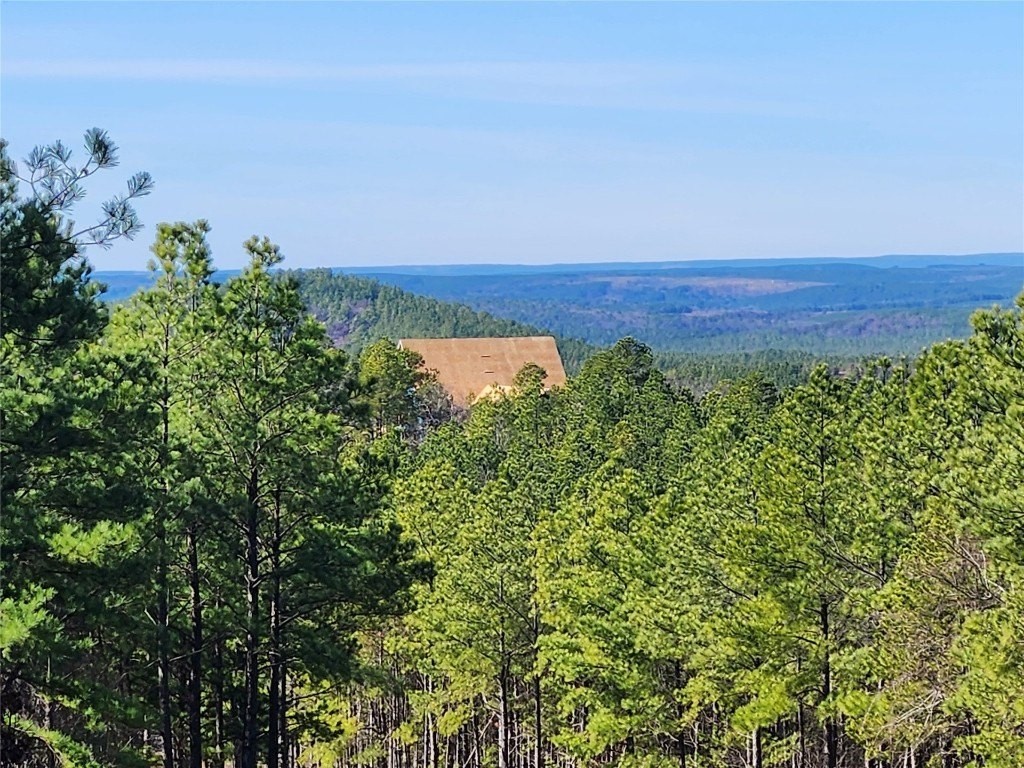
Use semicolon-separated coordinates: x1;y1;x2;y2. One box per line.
0;56;812;117
2;57;666;83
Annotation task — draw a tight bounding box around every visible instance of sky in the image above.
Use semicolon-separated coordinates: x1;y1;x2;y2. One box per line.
2;1;1022;271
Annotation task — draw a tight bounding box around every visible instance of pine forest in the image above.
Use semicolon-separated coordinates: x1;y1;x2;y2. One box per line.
2;133;1022;768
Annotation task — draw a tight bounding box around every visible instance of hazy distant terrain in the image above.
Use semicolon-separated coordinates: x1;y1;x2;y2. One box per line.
97;253;1022;357
344;253;1024;355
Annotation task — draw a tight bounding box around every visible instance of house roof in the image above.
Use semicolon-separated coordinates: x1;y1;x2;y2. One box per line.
397;336;567;406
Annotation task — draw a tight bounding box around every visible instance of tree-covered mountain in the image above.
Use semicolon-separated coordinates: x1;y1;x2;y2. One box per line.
289;268;593;373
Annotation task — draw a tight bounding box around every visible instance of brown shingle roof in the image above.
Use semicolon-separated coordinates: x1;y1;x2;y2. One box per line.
398;336;567;406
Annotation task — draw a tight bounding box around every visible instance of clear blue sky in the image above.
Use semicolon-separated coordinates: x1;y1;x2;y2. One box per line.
2;1;1022;270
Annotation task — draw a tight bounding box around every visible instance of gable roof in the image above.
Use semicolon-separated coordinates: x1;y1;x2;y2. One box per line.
397;336;567;406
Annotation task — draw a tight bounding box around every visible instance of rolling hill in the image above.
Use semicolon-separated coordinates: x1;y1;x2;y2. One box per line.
95;252;1024;362
343;253;1024;356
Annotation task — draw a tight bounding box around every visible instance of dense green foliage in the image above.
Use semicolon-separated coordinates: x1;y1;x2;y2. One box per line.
3;132;1022;768
330;318;1024;768
1;136;415;768
654;350;836;398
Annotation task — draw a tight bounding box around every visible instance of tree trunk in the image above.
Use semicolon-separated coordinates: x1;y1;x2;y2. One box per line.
497;572;510;768
158;375;174;768
280;660;290;768
157;514;174;768
498;660;511;768
797;652;806;768
821;597;837;768
427;676;438;768
242;467;261;768
212;628;226;768
673;661;686;768
472;699;482;768
187;521;203;768
268;489;282;768
533;671;543;768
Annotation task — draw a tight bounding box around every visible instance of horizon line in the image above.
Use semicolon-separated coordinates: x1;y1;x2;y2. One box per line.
93;251;1024;275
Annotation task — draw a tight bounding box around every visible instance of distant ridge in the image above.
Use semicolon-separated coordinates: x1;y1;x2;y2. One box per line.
336;252;1024;277
94;252;1023;292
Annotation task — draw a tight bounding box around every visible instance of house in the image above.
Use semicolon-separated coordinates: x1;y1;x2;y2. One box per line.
397;336;567;407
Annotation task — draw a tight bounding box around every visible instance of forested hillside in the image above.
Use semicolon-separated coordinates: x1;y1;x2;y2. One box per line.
96;268;826;391
4;134;1023;768
94;269;594;375
291;269;593;374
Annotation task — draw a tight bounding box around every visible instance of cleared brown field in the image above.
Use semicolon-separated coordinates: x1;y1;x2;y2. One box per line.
596;275;826;296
